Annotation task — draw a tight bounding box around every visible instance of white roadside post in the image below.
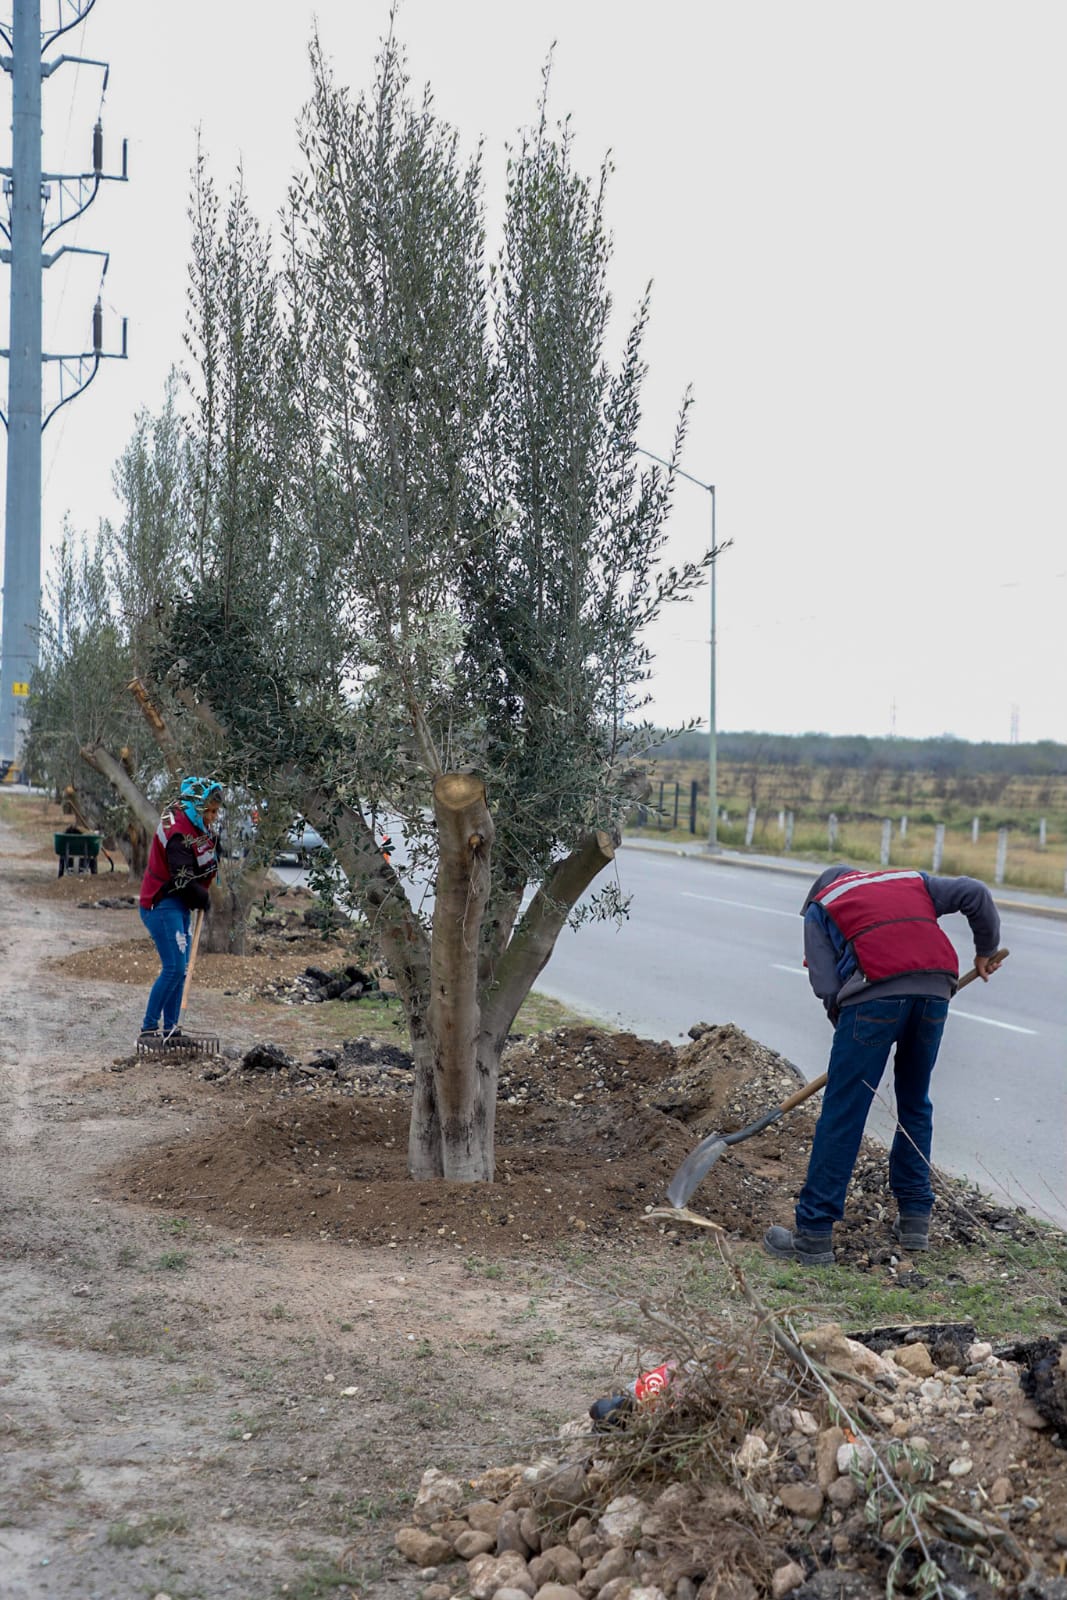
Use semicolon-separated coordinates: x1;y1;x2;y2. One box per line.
932;823;945;873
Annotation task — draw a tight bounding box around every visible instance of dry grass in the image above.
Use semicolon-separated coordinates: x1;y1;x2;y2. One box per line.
634;761;1067;893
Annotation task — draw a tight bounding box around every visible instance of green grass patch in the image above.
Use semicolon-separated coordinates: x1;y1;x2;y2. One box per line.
686;1240;1067;1342
513;990;599;1033
106;1511;187;1548
292;984;593;1051
160;1216;191;1235
154;1250;190;1272
281;1557;364;1597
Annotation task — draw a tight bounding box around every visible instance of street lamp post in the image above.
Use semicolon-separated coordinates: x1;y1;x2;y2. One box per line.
636;448;719;850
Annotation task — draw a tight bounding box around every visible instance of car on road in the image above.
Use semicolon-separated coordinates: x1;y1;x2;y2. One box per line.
273;822;329;867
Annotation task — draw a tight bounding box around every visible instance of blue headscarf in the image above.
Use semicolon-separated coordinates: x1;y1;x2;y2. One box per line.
179;776;222;832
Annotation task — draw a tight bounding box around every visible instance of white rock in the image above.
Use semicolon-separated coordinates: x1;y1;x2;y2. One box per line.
836;1440;875;1475
772;1561;807;1598
413;1467;465;1523
948;1458;973;1477
967;1342;993;1363
735;1433;769;1472
791;1408;819;1436
598;1494;647;1543
919;1379;945;1403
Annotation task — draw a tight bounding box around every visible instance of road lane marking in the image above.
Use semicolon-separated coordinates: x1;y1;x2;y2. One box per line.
681;891;797;919
950;1011;1038;1036
769;964;1037;1034
999;918;1067;941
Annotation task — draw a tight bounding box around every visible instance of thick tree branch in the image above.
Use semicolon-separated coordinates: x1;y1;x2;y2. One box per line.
480;828;617;1047
79;743;157;835
126;678;183;777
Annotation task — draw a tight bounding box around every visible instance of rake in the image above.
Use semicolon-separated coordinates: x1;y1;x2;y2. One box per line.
136;908;221;1057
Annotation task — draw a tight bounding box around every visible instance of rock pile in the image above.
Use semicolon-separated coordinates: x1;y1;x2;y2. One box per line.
393;1326;1067;1600
208;1036;417;1096
259;961;382;1004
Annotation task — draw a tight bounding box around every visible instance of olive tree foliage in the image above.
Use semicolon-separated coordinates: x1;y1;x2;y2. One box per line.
161;35;713;1180
26;529;154;858
26;375;266;945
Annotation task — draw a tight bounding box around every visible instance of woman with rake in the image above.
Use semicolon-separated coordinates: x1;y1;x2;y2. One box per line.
137;776;221;1050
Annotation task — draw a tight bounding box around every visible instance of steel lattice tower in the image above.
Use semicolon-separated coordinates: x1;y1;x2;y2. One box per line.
0;0;126;775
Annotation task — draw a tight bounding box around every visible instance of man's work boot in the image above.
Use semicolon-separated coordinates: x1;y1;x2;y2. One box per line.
892;1213;931;1252
762;1225;835;1266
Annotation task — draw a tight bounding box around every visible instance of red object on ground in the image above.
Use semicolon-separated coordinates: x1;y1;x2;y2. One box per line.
633;1360;677;1401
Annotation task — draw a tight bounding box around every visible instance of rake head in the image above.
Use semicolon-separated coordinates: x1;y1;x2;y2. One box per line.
136;1030;220;1058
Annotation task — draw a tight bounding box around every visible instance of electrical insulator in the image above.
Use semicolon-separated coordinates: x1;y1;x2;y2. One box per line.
92;299;102;353
92;120;103;175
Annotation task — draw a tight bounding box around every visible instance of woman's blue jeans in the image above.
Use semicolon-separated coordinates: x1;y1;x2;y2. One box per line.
796;996;949;1234
140;899;191;1032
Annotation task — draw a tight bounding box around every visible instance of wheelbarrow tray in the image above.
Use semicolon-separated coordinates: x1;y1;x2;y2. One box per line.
54;831;102;857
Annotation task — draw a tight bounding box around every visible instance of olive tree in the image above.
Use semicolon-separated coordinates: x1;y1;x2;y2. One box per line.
163;36;712;1180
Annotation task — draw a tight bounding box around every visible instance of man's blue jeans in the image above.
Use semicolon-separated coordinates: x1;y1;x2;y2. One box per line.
140;899;191;1033
796;996;949;1234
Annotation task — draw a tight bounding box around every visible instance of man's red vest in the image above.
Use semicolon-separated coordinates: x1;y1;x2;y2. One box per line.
813;869;959;985
139;806;217;910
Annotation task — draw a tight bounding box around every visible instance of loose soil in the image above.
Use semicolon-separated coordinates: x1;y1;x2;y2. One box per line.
2;798;1065;1600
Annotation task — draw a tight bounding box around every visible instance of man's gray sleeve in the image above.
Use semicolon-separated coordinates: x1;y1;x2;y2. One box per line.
803;909;842;1010
924;874;1001;955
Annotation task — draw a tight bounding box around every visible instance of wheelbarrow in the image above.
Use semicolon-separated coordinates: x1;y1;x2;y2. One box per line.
54;830;102;877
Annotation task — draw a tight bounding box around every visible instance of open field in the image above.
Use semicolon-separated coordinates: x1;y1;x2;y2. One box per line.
631;760;1067;893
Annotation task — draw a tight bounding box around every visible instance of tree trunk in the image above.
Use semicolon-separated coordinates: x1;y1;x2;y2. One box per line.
422;772;495;1180
204;862;265;955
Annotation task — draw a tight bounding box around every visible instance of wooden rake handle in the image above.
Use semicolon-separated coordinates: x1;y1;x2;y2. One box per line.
180;908;205;1015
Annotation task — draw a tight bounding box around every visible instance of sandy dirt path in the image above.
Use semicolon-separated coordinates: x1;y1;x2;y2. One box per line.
0;822;633;1600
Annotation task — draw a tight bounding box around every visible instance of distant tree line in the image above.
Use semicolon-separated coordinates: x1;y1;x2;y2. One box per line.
650;730;1067;777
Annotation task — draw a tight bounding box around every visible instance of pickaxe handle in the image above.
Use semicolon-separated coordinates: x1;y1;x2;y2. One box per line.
664;948;1009;1209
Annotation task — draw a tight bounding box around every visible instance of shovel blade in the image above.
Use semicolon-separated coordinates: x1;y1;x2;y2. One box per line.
665;1132;727;1209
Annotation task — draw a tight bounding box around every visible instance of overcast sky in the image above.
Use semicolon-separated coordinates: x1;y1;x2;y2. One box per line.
7;0;1065;745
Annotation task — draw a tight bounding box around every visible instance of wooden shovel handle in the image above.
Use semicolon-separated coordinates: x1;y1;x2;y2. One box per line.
180;908;205;1015
778;949;1009;1114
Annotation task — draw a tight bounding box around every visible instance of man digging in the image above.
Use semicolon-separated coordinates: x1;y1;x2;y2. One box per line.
764;865;1005;1266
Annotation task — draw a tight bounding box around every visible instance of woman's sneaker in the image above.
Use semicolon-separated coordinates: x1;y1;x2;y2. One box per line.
161;1027;186;1049
137;1028;162;1051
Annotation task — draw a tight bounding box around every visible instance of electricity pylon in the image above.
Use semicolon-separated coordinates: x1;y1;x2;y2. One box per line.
0;0;127;777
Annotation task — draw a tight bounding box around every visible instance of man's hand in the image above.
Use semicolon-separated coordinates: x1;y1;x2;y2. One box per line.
974;951;1006;982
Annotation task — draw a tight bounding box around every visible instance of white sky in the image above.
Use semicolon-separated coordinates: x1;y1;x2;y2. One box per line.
7;0;1065;745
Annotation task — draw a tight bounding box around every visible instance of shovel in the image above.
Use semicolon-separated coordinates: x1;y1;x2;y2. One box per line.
664;949;1009;1209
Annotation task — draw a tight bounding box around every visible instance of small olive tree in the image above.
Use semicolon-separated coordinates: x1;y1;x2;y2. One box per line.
162;35;713;1180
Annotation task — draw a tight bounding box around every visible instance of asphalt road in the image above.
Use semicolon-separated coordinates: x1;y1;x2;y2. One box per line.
274;848;1067;1229
534;848;1067;1230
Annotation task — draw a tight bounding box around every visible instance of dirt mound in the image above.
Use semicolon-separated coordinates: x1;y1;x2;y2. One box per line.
106;1022;1044;1265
